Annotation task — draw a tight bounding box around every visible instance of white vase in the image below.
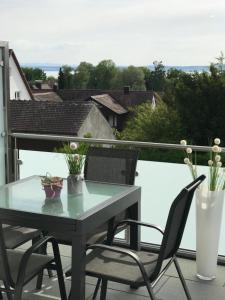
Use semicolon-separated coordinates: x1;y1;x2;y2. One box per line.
196;185;225;280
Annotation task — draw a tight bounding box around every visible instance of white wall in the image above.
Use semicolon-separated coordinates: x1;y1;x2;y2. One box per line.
9;55;31;100
78;106;115;139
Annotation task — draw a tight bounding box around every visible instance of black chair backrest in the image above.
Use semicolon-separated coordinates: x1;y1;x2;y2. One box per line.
0;223;14;285
151;175;206;281
84;147;139;185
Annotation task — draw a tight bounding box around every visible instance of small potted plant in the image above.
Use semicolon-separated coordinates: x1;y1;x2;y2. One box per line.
41;173;63;199
57;142;89;194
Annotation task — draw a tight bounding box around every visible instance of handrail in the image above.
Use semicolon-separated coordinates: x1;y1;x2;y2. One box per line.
10;132;223;153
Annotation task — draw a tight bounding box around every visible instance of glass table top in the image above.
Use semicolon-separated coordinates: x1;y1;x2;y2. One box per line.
0;176;133;219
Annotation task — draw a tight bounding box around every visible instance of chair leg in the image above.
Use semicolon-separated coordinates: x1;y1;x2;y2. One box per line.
145;281;157;300
92;278;101;299
36;271;44;290
47;268;54;278
55;264;67;300
53;247;67;300
3;282;13;300
100;279;108;300
174;258;192;300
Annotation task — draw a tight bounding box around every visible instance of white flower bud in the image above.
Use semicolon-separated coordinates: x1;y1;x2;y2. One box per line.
74;154;79;160
180;140;187;146
184;158;190;164
212;145;220;153
218;147;222;153
215;155;221;162
186;147;192;154
217;161;222;167
70;142;78;150
214;138;221;145
208;160;213;166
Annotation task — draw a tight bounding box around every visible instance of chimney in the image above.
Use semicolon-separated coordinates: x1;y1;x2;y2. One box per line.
35;80;42;89
123;86;130;95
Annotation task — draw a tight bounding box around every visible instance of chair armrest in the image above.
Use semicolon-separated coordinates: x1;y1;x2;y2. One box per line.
113;219;164;237
87;244;149;283
16;236;58;285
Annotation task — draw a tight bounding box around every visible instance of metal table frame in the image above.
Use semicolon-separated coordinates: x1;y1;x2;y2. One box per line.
0;176;141;300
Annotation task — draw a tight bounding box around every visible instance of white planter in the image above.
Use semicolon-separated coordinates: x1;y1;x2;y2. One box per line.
196;185;225;280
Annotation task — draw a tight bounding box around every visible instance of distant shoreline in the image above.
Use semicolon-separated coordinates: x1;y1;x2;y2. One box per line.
21;64;210;73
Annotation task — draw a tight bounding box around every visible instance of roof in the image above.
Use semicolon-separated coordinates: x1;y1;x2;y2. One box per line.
90;94;127;114
34;92;62;102
57;89;154;109
9;50;34;101
10;100;93;135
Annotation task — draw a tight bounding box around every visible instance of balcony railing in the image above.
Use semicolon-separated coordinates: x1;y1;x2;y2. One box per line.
9;132;225;263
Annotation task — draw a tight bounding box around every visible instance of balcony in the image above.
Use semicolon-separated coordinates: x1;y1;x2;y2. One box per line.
4;133;224;299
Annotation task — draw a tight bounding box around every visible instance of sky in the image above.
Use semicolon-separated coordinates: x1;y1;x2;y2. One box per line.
1;0;225;66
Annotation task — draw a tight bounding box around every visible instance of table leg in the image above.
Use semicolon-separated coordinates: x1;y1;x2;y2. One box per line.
71;233;86;300
129;197;141;251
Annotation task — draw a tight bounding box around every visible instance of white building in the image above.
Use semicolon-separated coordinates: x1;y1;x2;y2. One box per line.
9;50;33;101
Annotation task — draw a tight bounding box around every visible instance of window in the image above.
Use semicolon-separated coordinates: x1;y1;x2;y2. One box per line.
15;91;20;100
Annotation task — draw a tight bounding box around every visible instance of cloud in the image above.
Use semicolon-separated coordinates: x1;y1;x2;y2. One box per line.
1;0;225;65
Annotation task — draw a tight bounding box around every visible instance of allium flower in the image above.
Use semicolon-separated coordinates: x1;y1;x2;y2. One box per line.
74;154;80;160
184;158;190;164
180;140;187;146
212;145;220;153
214;138;221;145
208;160;213;166
217;162;222;167
70;142;78;150
186;147;192;154
215;155;221;162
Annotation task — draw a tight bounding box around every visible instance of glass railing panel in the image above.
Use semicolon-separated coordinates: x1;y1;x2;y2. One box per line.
19;148;225;255
0;48;5;186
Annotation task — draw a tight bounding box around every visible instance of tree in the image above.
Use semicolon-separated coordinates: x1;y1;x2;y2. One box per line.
22;67;46;82
121;102;183;143
121;66;146;90
58;67;65;89
144;61;166;91
163;67;225;145
58;65;74;89
73;62;94;89
90;59;117;89
215;51;225;73
111;66;146;90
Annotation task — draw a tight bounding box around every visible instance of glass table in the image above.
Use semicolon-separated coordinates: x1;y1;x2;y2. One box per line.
0;175;141;300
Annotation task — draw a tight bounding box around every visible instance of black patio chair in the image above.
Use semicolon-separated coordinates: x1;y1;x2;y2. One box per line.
57;147;139;246
85;175;206;300
84;146;139;243
64;147;139;293
0;223;67;300
2;224;41;249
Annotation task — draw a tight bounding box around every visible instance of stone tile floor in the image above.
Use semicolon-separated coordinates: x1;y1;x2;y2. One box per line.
3;243;225;299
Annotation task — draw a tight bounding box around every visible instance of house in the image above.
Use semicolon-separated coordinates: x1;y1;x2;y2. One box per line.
9;100;115;151
57;87;157;131
9;50;34;100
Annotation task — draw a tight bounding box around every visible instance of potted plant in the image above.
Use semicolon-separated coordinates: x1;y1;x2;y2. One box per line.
41;174;63;199
181;138;225;280
57;142;89;194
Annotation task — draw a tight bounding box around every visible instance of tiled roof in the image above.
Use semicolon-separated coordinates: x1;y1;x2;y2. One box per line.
90;94;127;114
57;89;154;108
34;92;62;102
10;100;93;135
